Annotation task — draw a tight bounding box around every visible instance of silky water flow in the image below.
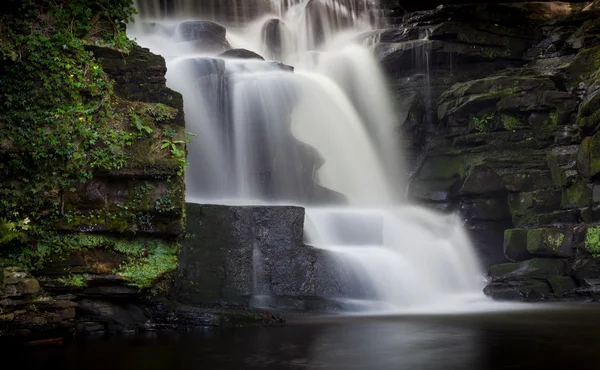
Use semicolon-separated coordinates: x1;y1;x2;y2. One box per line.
130;0;514;313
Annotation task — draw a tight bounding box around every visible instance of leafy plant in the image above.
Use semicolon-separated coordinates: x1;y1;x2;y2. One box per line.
0;216;31;246
473;114;495;132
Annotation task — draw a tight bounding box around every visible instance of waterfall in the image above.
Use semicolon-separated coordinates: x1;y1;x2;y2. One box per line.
131;0;490;312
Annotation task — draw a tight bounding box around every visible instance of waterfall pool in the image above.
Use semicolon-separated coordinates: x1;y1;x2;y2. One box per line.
12;304;600;369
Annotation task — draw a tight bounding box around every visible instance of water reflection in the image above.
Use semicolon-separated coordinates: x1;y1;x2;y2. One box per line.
11;306;600;370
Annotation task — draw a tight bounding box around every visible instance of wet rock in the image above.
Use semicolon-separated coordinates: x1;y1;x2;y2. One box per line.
77;299;149;334
219;48;265;60
262;18;290;60
175;20;231;53
459;165;505;197
526;229;574;258
504;229;531;262
175;204;367;310
488;258;568;280
484;279;553;300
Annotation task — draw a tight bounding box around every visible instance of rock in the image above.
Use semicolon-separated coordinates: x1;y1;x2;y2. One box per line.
175;204;366;310
77;299;148;333
459;197;511;221
548;276;578;297
459;165;505;196
484;279;553;300
504;229;531;262
219;48;265;60
261;18;290;60
526;229;574;258
488;258;568;280
174;20;231;53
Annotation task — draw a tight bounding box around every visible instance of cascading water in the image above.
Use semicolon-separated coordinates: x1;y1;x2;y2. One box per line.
131;0;492;312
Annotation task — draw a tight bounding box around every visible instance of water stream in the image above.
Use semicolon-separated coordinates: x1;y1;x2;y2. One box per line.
130;0;493;312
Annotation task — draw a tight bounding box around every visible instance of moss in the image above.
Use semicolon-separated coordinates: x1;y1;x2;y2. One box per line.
501;114;523;131
578;93;600;136
115;240;178;289
585;227;600;257
548;276;577;297
588;132;600;177
562;181;592;209
489;262;521;277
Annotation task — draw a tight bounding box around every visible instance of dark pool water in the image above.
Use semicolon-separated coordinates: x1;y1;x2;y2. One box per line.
11;304;600;370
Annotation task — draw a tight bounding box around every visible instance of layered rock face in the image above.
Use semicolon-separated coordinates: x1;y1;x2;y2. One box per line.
374;1;600;300
176;204;368;311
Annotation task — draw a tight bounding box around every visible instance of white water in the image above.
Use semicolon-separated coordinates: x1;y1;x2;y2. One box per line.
131;0;499;313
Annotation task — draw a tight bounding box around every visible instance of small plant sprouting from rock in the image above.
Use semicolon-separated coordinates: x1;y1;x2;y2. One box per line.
586;227;600;257
473;114;495;132
57;274;88;288
161;132;197;176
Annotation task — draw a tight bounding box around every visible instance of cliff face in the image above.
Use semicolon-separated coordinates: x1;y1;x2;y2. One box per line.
374;1;600;300
0;0;186;340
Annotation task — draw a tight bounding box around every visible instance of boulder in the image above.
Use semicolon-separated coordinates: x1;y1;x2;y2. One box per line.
504;229;531;262
526;229;574;258
219;48;265;60
488;258;568;280
174;21;231;53
459;165;505;196
261;18;290;60
174;204;364;310
484;279;553;300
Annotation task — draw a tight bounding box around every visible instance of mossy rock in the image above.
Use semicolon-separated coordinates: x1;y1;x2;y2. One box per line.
504;229;531;262
415;155;468;181
459;165;505;196
28;234;178;290
508;190;561;214
548;276;578;297
561;181;592;209
578;92;600;136
527;229;574;258
512;208;581;228
484;279;552;300
488;258;568;279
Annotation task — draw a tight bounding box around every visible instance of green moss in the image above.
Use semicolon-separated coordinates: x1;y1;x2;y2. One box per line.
585;227;600;257
488;262;521;277
562;181;592;209
578;93;600;135
115;240;178;289
548;276;576;297
501;114;522;131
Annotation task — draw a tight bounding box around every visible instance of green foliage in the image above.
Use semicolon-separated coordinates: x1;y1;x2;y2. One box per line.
57;274;88;288
585;227;600;257
162;133;196;176
0;0;188;239
146;103;175;123
473;114;495;132
116;241;178;289
0;215;31;246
